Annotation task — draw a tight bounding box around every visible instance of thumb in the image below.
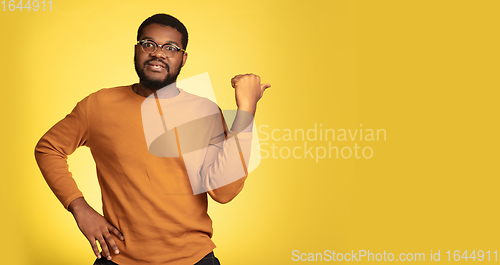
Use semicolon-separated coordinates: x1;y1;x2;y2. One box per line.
261;83;271;91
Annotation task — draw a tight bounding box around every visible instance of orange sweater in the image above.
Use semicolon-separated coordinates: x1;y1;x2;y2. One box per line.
35;85;249;264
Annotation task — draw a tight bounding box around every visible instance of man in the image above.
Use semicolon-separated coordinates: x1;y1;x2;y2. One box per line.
35;13;270;265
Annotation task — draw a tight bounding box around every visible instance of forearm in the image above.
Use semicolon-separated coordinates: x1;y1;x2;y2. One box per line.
230;109;254;133
35;98;89;210
35;135;84;210
202;125;253;204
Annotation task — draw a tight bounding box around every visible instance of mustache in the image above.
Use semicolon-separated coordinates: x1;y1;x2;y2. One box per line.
145;59;169;72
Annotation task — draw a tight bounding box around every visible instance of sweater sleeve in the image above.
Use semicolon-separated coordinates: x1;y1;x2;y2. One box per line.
34;97;90;210
201;109;253;204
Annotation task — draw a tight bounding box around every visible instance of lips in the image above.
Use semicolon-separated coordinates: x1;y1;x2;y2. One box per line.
146;60;167;71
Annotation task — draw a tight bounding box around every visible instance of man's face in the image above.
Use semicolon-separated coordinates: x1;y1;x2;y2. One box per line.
134;24;188;90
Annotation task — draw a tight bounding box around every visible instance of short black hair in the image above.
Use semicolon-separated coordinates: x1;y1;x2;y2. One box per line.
137;14;188;50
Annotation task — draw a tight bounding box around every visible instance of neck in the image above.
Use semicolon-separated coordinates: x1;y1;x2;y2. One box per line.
133;83;180;98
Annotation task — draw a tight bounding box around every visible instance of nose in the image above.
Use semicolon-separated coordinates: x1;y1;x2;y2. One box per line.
150;46;166;59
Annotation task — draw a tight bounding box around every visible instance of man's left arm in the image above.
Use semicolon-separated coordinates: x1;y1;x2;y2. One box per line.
201;74;270;203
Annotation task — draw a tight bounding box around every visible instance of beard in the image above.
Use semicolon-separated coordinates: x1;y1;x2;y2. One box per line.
134;54;183;90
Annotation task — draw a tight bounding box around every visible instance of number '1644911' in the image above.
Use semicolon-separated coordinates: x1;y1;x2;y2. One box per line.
2;0;52;11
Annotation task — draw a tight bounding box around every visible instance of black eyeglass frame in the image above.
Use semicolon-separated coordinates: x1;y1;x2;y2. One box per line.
137;39;186;57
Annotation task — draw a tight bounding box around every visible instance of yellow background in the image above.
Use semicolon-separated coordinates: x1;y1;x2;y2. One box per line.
1;0;499;264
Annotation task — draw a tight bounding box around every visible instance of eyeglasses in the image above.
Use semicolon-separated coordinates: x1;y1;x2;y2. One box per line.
137;39;185;57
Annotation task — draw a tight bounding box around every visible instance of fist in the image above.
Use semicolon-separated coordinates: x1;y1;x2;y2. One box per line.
231;74;271;113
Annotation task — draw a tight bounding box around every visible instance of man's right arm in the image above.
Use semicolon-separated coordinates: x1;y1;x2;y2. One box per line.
34;98;89;209
34;96;123;261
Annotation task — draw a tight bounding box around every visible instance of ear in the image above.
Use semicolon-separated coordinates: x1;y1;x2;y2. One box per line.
181;52;188;67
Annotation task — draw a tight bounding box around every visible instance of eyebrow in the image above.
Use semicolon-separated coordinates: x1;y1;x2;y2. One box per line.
141;37;181;47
